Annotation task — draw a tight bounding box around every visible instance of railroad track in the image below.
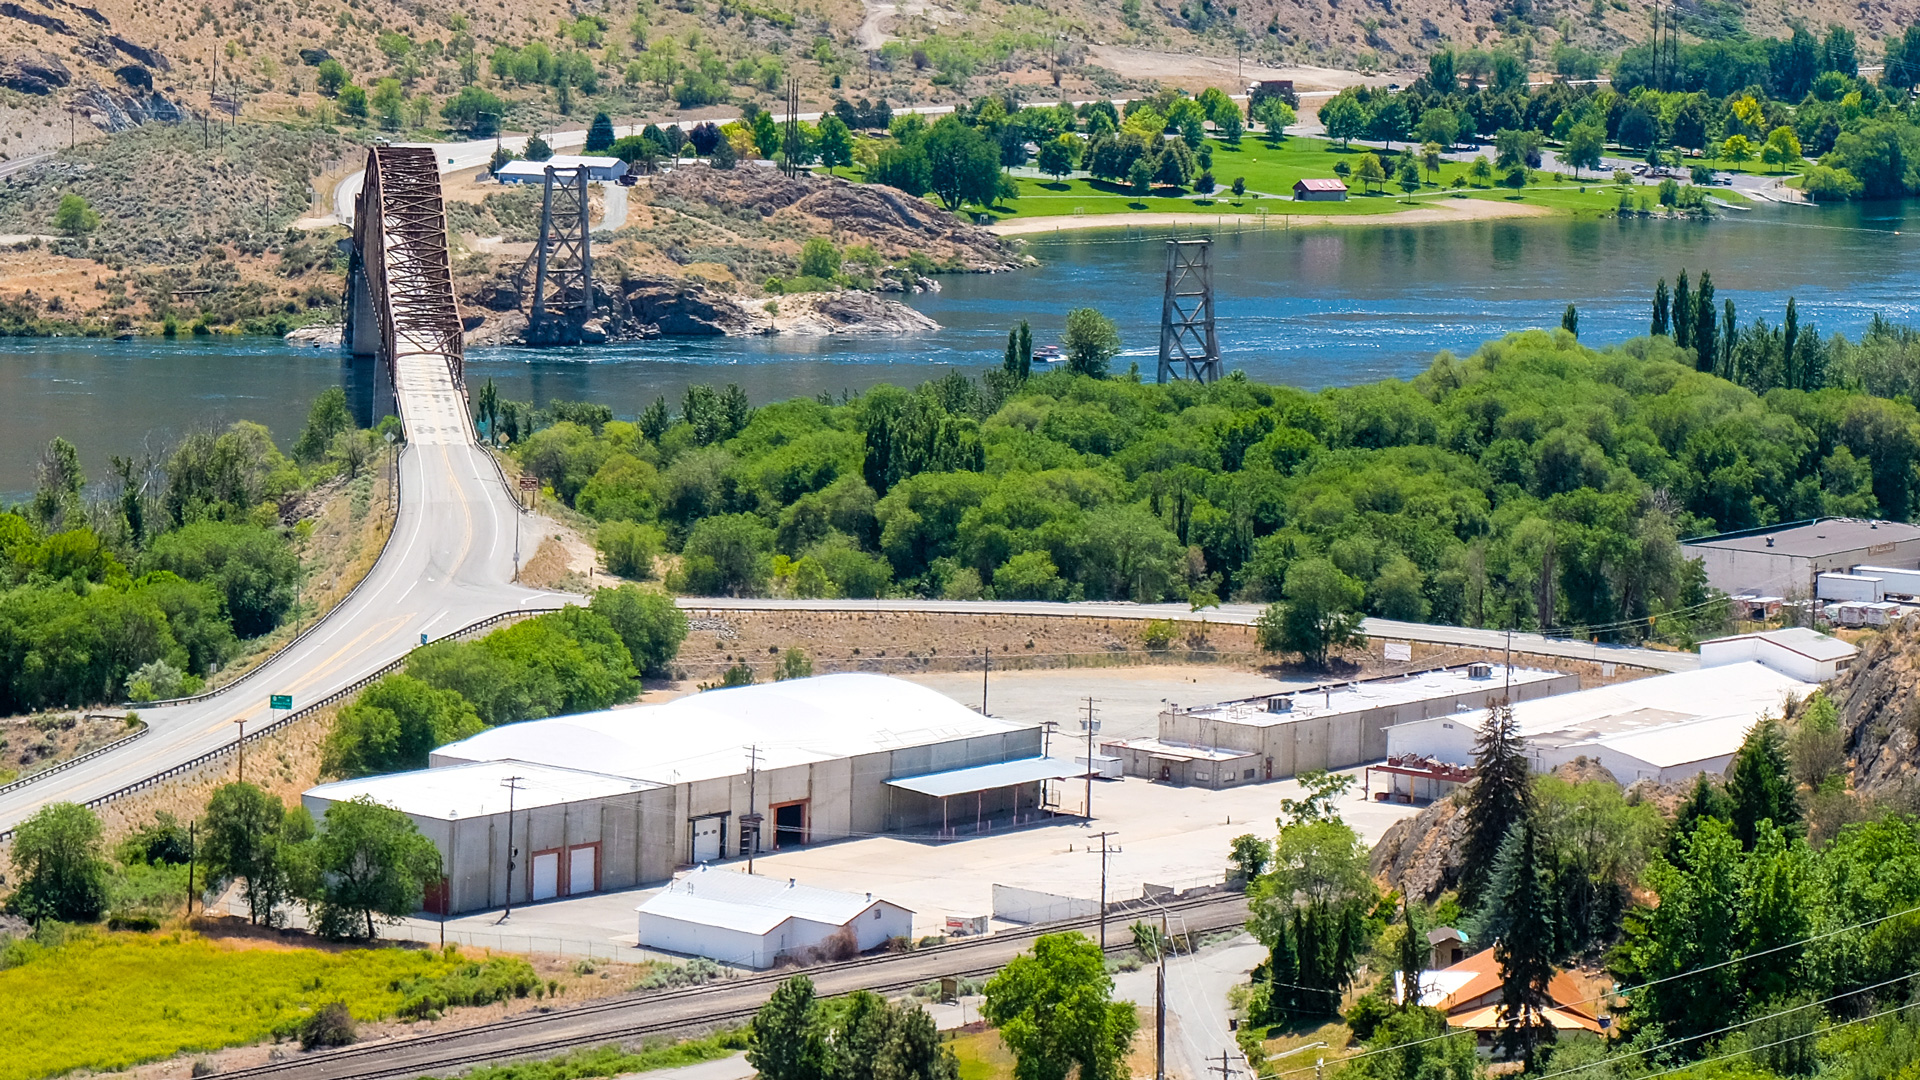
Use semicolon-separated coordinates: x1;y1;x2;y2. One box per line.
221;892;1250;1080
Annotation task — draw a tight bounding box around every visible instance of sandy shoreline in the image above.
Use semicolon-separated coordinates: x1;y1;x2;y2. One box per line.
988;196;1558;236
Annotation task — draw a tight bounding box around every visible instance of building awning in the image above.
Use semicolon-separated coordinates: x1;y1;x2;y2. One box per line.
886;758;1084;799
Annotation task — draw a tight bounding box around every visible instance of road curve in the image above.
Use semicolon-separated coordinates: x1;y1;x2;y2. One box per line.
222;892;1249;1080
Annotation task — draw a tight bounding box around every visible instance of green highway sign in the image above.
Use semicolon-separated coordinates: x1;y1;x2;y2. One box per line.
270;694;293;710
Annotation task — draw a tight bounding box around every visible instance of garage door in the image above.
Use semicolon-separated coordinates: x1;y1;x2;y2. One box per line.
692;817;722;863
532;851;559;901
567;845;596;896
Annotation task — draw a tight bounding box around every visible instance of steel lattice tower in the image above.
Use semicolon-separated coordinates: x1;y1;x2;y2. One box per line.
1157;239;1221;384
523;165;595;345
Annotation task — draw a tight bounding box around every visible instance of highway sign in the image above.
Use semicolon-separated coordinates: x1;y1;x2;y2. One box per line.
269;694;292;710
519;475;538;491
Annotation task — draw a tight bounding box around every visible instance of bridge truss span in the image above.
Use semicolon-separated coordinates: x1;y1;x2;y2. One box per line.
347;146;471;446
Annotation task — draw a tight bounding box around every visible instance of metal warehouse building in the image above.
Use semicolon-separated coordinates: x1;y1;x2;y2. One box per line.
1684;518;1920;599
1102;664;1578;787
1385;631;1854;785
309;675;1064;915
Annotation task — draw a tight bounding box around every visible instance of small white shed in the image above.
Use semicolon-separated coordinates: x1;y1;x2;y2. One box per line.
1698;627;1857;683
636;867;913;968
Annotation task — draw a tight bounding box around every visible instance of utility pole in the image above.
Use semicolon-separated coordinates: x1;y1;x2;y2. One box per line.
981;648;989;714
1208;1049;1237;1080
1089;830;1118;950
745;745;762;873
186;821;195;916
1156;911;1168;1080
233;718;247;782
1081;698;1100;821
499;775;524;921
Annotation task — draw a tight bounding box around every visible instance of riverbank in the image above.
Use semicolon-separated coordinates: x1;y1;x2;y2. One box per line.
989;195;1558;236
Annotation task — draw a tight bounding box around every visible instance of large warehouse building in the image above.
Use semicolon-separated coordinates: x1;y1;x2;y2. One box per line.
1101;664;1578;786
1684;518;1920;599
307;674;1073;915
1385;630;1854;785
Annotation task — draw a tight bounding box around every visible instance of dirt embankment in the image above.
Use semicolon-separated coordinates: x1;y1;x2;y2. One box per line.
458;165;1020;345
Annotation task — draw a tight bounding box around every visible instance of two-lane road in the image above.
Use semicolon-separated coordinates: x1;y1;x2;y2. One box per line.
0;412;561;833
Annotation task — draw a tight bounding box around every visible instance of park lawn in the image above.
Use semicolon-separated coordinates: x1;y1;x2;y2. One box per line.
0;929;475;1080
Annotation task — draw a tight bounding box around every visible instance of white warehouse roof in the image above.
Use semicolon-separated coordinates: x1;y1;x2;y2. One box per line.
1175;664;1564;726
433;673;1029;785
636;866;906;934
305;759;658;819
1509;661;1810;753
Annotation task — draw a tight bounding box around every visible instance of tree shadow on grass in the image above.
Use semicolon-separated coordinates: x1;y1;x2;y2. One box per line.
1039;181;1072;192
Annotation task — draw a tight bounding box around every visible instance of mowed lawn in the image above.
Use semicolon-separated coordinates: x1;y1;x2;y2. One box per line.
939;135;1640;222
0;931;468;1080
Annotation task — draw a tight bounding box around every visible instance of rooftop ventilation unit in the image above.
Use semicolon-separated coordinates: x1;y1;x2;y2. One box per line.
1266;695;1294;713
1468;663;1494;680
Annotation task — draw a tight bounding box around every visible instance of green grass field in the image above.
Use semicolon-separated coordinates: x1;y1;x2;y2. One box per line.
970;135;1645;223
843;133;1764;225
0;931;482;1080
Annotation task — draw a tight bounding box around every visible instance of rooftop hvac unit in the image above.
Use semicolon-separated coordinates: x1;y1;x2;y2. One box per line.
1266;695;1294;713
1468;663;1494;680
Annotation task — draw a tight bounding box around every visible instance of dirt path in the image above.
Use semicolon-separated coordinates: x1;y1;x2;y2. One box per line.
856;0;952;50
988;196;1556;236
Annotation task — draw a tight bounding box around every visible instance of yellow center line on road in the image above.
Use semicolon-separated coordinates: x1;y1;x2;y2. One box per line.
438;441;476;579
201;614;411;735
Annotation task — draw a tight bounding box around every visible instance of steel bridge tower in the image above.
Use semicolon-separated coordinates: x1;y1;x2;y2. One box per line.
1156;239;1221;384
521;165;596;346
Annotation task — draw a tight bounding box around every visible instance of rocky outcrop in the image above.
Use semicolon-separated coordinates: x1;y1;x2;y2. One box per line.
1370;794;1467;903
0;49;70;93
753;289;940;336
284;324;343;348
621;275;754;335
1830;621;1920;801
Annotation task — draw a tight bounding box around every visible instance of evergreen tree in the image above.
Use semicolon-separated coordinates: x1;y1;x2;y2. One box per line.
1397;902;1426;1010
1694;271;1717;372
586;111;616;153
1652;278;1670;336
1673;271;1693;350
1493;820;1558;1067
1728;717;1800;849
1016;320;1033;379
1460;701;1533;907
1669;771;1734;865
1561;305;1579;338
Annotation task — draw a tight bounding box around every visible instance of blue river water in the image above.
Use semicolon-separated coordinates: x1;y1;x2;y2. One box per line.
2;200;1916;493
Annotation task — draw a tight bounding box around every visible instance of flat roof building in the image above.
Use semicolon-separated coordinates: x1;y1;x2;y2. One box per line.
1385;631;1852;785
1684;518;1920;599
1103;664;1578;787
309;674;1057;916
635;865;913;968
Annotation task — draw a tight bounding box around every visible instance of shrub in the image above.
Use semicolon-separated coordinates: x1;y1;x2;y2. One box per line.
393;956;540;1018
596;521;664;579
1139;619;1178;652
300;1002;358;1049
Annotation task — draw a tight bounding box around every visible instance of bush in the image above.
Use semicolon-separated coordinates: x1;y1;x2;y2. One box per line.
394;956;540;1018
300;1002;357;1049
596;521;664;579
1139;619;1178;652
797;237;841;280
587;585;688;678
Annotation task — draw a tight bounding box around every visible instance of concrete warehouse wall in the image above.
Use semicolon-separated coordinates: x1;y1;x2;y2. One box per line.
1159;670;1582;777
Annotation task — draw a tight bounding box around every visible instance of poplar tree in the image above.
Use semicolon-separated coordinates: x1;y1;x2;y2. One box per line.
1720;299;1737;379
1459;701;1533;908
1397;902;1426;1010
1783;297;1800;387
1652;278;1670;336
1694;271;1717;372
1673;271;1693;350
1561;305;1579;338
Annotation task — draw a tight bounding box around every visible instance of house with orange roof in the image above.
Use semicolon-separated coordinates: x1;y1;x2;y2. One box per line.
1402;946;1605;1043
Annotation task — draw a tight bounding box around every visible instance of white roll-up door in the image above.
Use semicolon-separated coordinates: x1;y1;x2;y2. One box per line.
692;817;722;863
567;845;596;895
532;851;559;901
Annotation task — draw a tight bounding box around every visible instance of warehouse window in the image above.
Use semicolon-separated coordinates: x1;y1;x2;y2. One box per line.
873;909;882;920
1243;769;1256;780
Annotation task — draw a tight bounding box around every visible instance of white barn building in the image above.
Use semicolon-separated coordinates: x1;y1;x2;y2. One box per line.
635;866;913;968
494;155;626;183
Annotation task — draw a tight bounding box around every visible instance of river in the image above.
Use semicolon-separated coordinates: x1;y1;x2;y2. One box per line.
3;200;1916;494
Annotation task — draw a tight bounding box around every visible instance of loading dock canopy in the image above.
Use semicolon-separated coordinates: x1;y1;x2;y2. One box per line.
886;757;1084;798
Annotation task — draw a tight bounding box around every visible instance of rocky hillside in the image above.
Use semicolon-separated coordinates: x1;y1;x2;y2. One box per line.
8;0;1918;166
457;164;1015;342
1827;620;1920;803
